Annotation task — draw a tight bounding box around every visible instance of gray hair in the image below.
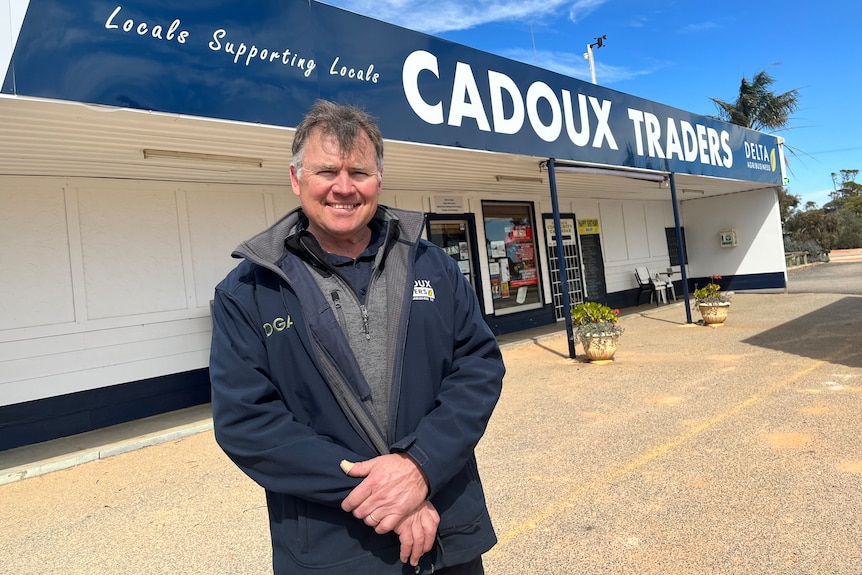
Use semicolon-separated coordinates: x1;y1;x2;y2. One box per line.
290;100;384;181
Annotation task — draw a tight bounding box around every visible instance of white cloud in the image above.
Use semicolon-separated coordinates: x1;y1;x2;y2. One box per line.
797;188;832;209
679;21;720;34
500;47;658;84
321;0;574;33
500;47;591;80
567;0;610;24
320;1;654;85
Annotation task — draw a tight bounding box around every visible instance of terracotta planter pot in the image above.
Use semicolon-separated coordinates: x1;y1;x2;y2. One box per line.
698;302;730;326
579;333;619;364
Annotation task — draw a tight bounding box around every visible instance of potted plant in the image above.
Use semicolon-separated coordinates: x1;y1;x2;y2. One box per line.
571;301;623;363
693;275;732;326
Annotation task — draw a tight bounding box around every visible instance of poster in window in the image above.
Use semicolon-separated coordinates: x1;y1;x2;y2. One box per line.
506;224;538;288
489;261;501;299
499;258;510;298
490;240;506;258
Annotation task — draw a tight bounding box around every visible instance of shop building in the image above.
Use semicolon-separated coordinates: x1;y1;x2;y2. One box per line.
0;0;787;450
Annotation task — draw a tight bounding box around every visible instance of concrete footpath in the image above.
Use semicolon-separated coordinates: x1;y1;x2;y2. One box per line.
1;260;861;574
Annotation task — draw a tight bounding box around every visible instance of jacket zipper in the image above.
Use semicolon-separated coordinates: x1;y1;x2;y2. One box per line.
330;290;347;330
360;304;370;339
361;263;386;341
331;289;370;340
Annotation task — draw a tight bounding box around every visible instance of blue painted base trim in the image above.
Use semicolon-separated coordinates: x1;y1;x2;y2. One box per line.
1;270;785;452
592;292;632;311
0;369;211;452
687;272;786;292
593;272;788;311
486;304;556;336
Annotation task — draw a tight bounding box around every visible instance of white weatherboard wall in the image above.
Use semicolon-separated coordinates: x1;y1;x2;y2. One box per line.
0;175;297;406
681;188;786;280
0;174;423;408
538;195;677;297
1;170;784;409
607;198;676;294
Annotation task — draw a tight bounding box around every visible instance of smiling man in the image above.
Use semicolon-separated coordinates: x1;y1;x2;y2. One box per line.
209;100;505;575
288;103;382;258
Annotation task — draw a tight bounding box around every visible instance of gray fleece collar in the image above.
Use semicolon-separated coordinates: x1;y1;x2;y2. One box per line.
232;205;425;268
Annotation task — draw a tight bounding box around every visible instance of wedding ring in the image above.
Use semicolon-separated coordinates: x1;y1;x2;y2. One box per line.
369;512;381;524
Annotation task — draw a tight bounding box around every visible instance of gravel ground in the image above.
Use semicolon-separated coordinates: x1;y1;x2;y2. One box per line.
1;260;861;574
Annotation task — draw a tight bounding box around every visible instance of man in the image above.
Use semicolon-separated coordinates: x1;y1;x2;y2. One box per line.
210;100;505;575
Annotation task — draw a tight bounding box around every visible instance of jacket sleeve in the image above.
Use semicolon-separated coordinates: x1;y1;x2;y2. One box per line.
393;254;505;495
209;286;363;505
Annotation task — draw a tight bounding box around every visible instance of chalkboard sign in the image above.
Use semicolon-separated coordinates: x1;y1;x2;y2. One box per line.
580;234;607;300
665;227;688;267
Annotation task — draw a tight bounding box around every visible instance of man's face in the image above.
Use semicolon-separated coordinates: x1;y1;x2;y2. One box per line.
290;128;382;255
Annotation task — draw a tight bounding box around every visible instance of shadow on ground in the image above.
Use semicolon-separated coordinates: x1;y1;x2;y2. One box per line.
742;296;862;368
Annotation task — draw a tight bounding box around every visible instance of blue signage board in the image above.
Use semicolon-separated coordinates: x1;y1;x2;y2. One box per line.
3;0;782;184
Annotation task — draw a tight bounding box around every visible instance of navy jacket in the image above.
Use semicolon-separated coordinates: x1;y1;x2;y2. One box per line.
210;206;505;574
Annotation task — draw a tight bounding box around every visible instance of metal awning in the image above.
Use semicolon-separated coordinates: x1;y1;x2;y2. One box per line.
0;96;774;201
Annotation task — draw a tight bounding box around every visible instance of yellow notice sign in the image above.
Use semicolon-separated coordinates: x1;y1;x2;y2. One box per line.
578;218;600;235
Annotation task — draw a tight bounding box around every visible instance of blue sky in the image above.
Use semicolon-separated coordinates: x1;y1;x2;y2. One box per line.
324;0;861;208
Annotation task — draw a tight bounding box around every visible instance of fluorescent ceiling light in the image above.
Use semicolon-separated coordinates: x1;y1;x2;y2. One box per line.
549;164;667;183
143;148;263;167
495;175;543;183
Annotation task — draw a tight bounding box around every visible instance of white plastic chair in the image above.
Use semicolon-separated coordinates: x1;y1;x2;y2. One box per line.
635;266;668;305
655;271;677;301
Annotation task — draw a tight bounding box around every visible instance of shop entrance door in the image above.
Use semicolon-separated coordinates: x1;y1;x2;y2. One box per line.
542;214;585;321
426;215;483;303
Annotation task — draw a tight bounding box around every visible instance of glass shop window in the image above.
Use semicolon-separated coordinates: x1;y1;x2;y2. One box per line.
482;201;543;314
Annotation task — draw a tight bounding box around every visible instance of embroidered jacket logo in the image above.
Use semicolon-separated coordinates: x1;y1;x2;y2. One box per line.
263;316;293;337
413;279;435;301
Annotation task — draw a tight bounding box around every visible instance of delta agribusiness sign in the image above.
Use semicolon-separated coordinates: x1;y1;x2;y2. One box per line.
2;0;781;184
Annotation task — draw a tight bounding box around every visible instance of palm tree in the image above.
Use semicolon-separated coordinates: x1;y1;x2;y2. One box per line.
710;67;799;132
712;65;803;211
